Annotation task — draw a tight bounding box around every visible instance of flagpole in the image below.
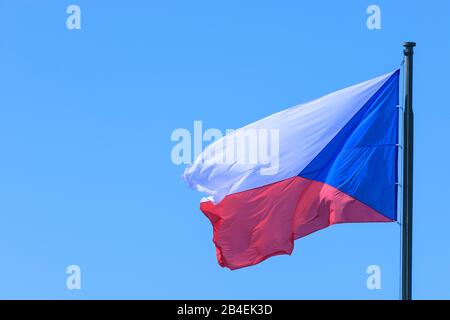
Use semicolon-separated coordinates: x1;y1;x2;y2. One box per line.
402;41;415;300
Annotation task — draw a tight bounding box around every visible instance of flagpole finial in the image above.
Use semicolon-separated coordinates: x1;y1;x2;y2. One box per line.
403;42;416;55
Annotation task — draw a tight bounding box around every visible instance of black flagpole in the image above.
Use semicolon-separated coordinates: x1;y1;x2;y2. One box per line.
402;41;415;300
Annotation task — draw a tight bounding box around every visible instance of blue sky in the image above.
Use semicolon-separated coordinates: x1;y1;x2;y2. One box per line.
0;1;449;299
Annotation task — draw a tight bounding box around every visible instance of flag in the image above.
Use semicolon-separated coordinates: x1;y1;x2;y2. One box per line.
183;70;400;270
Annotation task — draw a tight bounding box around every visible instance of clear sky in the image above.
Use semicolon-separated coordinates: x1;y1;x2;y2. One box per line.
0;1;449;299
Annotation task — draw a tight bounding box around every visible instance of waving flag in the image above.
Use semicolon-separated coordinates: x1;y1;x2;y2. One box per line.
184;70;400;270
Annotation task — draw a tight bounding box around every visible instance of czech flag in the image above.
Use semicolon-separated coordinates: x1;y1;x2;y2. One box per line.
184;70;400;270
